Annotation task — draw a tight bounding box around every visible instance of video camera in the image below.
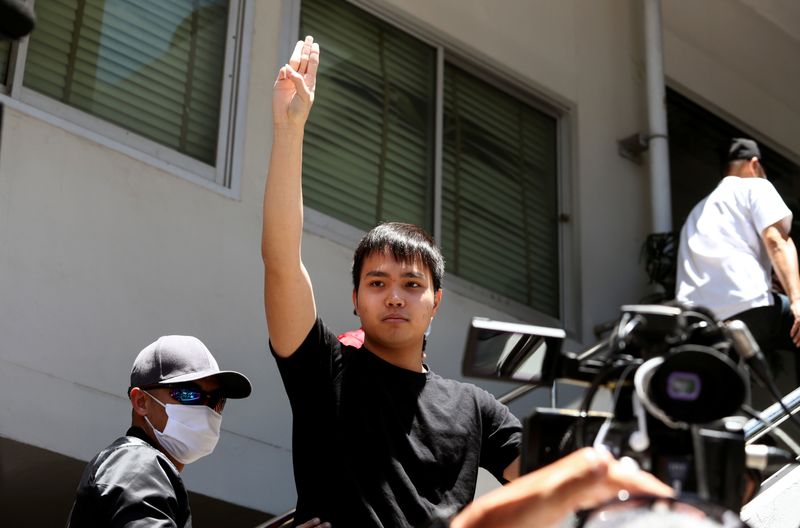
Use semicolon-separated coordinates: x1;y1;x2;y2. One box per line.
463;304;778;513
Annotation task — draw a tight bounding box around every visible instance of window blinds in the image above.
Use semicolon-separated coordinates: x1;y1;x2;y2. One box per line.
300;0;436;231
24;0;228;165
442;63;559;316
299;0;561;314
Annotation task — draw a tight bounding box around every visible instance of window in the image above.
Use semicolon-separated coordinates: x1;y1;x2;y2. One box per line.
2;0;250;189
300;0;563;318
442;64;559;316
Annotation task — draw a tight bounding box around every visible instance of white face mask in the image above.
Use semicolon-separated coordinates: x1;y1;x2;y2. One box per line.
143;391;222;464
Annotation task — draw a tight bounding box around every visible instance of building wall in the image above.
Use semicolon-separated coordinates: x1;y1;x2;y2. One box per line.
663;0;800;160
1;0;798;516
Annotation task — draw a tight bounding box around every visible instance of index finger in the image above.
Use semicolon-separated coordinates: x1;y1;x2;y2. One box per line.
299;35;314;74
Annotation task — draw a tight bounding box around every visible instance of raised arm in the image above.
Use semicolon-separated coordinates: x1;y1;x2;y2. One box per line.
763;221;800;346
262;36;320;357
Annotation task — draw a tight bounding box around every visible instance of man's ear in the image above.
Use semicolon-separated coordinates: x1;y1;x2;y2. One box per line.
753;158;767;178
749;157;761;177
352;289;358;316
130;387;149;417
432;289;443;315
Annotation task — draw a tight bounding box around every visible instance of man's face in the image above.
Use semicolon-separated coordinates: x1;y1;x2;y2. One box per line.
143;376;222;432
353;251;441;352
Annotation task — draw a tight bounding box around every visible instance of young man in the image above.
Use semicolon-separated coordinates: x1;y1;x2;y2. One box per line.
66;335;253;527
262;37;521;527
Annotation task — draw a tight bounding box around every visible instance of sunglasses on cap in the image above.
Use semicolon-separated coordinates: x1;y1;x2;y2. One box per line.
144;383;227;413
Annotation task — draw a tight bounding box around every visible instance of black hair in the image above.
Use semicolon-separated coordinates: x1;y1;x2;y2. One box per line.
352;222;445;292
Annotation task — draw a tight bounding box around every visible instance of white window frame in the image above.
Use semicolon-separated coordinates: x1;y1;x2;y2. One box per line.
0;0;254;199
286;0;579;333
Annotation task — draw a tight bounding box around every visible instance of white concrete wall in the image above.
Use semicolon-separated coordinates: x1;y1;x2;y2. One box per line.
1;0;798;516
663;0;800;160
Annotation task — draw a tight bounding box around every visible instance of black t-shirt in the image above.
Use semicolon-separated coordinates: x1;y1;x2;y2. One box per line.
272;318;521;527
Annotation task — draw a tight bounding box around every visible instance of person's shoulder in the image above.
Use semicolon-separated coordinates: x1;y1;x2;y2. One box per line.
745;176;775;188
717;176;779;203
740;177;784;205
99;435;168;467
272;316;343;361
91;435;180;489
729;175;777;193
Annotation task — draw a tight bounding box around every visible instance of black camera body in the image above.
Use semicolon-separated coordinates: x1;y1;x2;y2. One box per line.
520;401;748;512
463;304;752;512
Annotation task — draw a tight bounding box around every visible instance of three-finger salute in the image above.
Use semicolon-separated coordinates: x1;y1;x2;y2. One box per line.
273;35;320;128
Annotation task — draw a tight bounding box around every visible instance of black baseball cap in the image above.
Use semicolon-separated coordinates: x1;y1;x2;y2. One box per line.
726;138;761;162
129;335;252;398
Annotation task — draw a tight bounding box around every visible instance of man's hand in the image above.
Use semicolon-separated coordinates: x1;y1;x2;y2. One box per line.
790;300;800;346
273;35;320;128
450;448;673;528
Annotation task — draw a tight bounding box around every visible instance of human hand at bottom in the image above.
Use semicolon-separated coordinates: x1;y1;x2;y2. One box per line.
450;448;674;528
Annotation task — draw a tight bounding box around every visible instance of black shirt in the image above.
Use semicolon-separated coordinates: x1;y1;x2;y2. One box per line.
66;426;191;528
273;318;521;527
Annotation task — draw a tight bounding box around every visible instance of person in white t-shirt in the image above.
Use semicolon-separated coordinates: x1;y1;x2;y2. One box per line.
676;138;800;376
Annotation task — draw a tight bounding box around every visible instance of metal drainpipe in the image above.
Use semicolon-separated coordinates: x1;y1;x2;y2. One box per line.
644;0;672;233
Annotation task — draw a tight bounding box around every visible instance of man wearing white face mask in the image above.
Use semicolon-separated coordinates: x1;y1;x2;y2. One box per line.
66;335;253;527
